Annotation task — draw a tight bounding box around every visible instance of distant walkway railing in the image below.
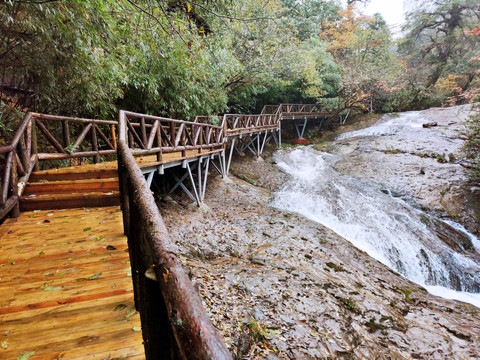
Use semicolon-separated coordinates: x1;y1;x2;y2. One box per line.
224;113;279;137
261;103;329;116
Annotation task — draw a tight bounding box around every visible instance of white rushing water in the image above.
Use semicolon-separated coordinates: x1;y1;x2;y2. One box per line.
442;219;480;252
336;111;425;140
271;147;480;308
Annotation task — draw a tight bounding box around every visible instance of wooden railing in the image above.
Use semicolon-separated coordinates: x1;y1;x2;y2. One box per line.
224;113;280;136
261;104;329;116
194;115;222;125
0;112;117;219
117;113;232;360
119;111;225;159
260;104;281;115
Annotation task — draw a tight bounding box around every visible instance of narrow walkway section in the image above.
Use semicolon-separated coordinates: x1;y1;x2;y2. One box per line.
0;207;144;359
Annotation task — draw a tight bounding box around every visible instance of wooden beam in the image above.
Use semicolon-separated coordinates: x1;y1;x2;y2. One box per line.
72;123;93;151
35;119;66;154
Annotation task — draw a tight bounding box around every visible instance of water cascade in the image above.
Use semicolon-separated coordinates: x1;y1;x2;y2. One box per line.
271;147;480;307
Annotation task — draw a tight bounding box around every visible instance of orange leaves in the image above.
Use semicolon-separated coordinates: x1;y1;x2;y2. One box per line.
374;80;402;93
465;26;480;37
435;74;465;92
321;5;376;54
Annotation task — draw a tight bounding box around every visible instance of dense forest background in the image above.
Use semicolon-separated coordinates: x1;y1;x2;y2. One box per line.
1;0;479;180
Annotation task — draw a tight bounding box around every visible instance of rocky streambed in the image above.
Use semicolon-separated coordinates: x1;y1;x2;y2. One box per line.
327;105;479;234
159;105;480;359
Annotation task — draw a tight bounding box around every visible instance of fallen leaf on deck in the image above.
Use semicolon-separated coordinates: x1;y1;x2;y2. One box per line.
132;326;142;331
45;286;63;290
83;227;91;232
114;304;127;311
125;309;136;318
8;260;15;265
88;273;102;280
1;341;8;349
16;351;35;360
41;283;63;291
106;245;116;250
77;273;102;281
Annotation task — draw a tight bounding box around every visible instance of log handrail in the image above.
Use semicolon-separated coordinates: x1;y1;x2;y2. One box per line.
31;113;117;159
119;110;226;156
223;113;280;137
0;112;117;219
260;103;329;116
117;124;232;359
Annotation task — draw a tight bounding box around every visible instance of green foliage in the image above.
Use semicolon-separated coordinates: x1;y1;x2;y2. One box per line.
322;4;404;112
0;1;127;117
280;0;340;41
0;101;24;145
0;0;238;120
464;110;480;185
378;84;442;112
248;320;268;342
1;0;476;126
400;0;479;95
0;0;354;120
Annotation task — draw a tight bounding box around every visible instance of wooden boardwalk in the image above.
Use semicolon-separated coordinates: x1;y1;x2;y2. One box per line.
0;207;145;359
0;105;330;358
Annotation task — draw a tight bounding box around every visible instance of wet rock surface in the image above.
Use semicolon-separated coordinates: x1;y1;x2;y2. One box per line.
160;171;480;359
327;105;479;234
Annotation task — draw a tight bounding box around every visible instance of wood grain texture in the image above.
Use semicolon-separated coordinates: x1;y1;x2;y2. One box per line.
0;207;145;359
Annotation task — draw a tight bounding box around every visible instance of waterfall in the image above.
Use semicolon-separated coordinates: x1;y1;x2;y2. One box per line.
271;147;480;307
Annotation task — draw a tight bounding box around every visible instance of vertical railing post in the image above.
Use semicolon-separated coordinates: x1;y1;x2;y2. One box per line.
170;122;175;149
32;119;39;171
26;118;32;161
140;117;147;145
91;124;99;163
10;153;19;217
2;152;13;206
62;120;70;148
18;137;28;174
278;118;282;148
156;122;162;163
111;125;117;149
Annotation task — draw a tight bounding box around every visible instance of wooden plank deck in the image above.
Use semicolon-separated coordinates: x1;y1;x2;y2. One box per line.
0;207;145;359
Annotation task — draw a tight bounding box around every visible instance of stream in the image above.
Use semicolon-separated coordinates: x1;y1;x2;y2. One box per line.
271;109;480;308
